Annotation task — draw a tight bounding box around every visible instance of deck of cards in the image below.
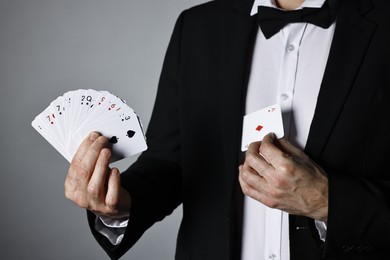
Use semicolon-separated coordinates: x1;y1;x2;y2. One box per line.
32;89;148;163
241;104;284;151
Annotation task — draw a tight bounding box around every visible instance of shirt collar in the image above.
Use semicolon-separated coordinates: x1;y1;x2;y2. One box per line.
250;0;327;16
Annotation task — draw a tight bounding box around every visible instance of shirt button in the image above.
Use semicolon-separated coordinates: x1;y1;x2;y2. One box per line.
268;253;277;260
281;93;289;101
288;44;295;51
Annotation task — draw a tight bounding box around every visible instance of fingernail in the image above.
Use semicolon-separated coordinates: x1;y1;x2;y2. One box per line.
97;136;108;145
101;148;111;158
111;168;120;177
90;132;99;141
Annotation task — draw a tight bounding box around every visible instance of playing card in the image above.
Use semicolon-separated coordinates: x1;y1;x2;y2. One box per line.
241;103;284;151
32;112;71;161
32;89;147;163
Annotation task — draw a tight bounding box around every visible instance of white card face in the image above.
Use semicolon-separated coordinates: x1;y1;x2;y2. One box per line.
31;89;148;163
241;103;284;151
69;107;147;162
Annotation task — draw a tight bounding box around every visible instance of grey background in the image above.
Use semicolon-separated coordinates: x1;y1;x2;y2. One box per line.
0;0;207;259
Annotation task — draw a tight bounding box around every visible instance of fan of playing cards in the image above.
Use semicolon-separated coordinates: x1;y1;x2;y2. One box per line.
32;89;148;163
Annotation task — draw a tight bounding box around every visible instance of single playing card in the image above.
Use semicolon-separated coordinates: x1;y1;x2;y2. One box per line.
241;103;284;151
32;113;71;161
49;96;66;141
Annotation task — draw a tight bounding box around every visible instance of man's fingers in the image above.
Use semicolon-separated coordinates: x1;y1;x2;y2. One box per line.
105;168;121;210
66;132;109;206
72;132;101;163
240;163;265;188
246;141;274;175
80;135;109;175
259;133;294;169
239;164;268;204
247;140;261;155
64;132;131;217
87;148;111;205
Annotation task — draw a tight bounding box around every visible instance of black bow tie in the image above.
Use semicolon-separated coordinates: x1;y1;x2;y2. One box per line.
257;1;336;39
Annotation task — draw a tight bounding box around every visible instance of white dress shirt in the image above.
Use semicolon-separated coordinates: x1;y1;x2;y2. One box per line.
241;1;335;260
95;0;336;257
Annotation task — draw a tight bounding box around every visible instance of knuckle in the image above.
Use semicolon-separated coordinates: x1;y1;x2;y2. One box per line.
269;187;283;200
245;153;256;164
78;201;89;209
259;141;272;154
89;145;100;155
263;197;279;209
64;184;76;201
282;152;294;160
73;196;88;209
240;170;248;181
102;208;117;216
241;171;253;186
64;190;72;200
239;181;250;195
105;198;118;209
279;160;294;174
241;186;249;195
87;183;100;198
64;189;91;209
244;152;251;161
73;164;89;180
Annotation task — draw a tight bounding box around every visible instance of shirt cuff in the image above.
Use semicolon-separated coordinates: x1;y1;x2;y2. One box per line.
314;220;327;242
93;213;129;245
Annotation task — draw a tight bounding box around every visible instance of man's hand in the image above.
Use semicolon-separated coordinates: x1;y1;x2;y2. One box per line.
65;132;131;219
239;133;328;222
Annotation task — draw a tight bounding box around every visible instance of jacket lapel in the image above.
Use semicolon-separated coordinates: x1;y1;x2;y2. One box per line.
218;2;258;200
305;0;376;160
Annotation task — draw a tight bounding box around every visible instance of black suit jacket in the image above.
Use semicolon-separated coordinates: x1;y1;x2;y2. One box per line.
87;0;390;259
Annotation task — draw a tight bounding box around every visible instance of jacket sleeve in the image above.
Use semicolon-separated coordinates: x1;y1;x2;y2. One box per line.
87;11;186;260
324;173;390;257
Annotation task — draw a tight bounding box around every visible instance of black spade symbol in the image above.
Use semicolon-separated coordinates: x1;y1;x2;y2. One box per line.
126;130;135;138
109;136;118;144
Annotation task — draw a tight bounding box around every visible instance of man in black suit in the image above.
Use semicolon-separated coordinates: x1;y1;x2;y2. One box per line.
65;0;390;259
